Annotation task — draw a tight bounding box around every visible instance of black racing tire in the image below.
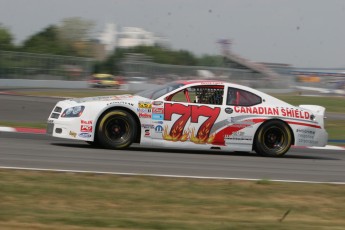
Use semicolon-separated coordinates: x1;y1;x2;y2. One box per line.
254;120;292;157
97;110;137;149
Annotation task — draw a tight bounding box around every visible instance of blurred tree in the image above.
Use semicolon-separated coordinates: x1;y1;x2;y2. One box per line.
20;17;96;57
57;17;95;42
0;24;15;50
57;17;95;57
20;25;73;55
94;46;199;74
94;46;229;74
128;46;197;65
94;48;127;74
174;49;197;65
197;55;226;67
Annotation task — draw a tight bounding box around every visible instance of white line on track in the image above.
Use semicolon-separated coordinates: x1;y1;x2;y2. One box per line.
1;166;345;185
309;145;345;150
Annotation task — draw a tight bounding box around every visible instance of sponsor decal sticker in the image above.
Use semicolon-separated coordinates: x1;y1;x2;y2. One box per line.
69;131;77;138
81;120;92;124
155;125;164;133
152;107;164;114
225;132;252;141
152;114;164;120
297;129;316;140
139;102;152;109
139;113;152;118
137;108;152;113
298;139;319;145
226;118;255;127
144;129;150;137
79;133;92;138
225;137;253;141
297;129;316;134
107;101;134;106
225;108;233;114
234;106;311;119
153;101;163;106
81;125;92;132
141;124;154;129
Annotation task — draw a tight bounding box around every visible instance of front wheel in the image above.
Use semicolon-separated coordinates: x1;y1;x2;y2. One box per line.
97;110;137;149
254;120;292;157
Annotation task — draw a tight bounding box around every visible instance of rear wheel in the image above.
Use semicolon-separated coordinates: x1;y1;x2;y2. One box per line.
97;110;137;149
254;120;292;157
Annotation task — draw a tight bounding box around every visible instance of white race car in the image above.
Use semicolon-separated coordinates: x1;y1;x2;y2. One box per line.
47;80;328;157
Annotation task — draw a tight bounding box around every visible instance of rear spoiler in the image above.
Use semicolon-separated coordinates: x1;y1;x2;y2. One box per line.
299;105;326;117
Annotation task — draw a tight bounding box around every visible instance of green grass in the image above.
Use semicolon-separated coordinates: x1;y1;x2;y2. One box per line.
0;170;345;230
273;94;345;114
326;120;345;141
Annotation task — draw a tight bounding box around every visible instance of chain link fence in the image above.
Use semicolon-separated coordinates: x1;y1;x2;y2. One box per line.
120;54;293;91
0;51;93;80
1;50;343;93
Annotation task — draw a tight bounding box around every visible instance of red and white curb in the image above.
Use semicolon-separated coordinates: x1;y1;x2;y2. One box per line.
1;126;345;151
0;126;46;134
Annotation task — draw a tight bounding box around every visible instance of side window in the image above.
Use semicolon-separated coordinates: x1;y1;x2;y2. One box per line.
167;85;224;105
170;90;189;102
194;86;224;105
227;87;261;106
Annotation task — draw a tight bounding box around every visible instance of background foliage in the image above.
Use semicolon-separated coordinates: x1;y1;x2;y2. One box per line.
0;17;226;74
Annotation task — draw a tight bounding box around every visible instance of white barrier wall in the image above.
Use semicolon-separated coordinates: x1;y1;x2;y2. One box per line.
0;79;88;88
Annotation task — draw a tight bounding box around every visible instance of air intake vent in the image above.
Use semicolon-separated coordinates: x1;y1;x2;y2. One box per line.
50;113;60;119
54;107;62;113
51;106;62;119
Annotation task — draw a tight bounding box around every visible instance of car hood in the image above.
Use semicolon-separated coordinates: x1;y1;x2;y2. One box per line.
67;94;151;104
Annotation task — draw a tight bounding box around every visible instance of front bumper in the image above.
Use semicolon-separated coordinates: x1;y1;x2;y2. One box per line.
47;102;94;141
47;118;93;141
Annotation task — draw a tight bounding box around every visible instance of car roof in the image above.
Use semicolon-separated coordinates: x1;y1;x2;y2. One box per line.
172;79;268;97
165;79;288;106
176;79;227;85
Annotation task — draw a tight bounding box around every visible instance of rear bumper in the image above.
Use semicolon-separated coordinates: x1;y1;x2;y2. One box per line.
294;129;328;147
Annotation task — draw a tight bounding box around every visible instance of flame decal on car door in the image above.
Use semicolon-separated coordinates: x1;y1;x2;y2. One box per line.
163;103;220;144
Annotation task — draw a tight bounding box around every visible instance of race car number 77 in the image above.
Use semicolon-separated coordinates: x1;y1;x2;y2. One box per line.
164;103;221;141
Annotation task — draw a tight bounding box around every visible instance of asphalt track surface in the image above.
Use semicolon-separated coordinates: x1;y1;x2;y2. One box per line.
0;93;345;183
0;94;59;123
1;132;345;183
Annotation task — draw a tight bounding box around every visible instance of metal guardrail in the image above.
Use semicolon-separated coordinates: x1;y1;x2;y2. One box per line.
0;50;93;80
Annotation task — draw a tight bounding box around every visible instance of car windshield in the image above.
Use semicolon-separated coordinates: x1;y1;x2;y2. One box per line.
136;82;184;100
